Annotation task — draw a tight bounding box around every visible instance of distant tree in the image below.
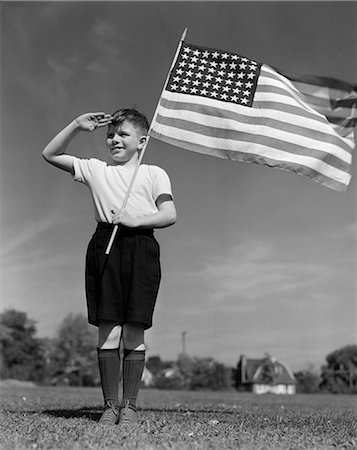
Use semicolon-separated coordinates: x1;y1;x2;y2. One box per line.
190;357;229;391
320;345;357;394
154;369;186;390
146;355;172;376
0;309;45;382
294;367;321;393
177;353;194;389
154;353;230;391
49;313;98;386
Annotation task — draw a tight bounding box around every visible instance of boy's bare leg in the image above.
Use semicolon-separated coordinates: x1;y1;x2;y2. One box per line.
98;321;121;349
119;322;146;426
122;322;145;350
97;321;121;424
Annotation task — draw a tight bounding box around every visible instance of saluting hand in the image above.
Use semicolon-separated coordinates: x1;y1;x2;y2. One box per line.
75;112;113;132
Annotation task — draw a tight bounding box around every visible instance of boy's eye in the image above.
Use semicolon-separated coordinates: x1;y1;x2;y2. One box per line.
107;134;114;139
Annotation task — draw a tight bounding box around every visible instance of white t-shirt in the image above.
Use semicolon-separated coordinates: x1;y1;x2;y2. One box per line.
72;157;173;223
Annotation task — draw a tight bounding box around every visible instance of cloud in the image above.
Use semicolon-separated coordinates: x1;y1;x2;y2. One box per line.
85;20;126;75
326;221;357;241
191;239;332;303
90;19;118;42
1;212;64;256
46;58;77;82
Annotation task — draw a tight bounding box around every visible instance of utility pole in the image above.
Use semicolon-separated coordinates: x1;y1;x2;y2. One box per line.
182;331;187;354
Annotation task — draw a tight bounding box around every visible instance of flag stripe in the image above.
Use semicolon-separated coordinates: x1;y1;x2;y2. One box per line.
155;111;351;173
286;82;352;100
255;92;352;124
265;70;353;100
150;128;350;192
273;69;356;92
159;93;354;155
259;84;352;118
260;67;355;123
255;100;354;128
257;65;351;126
256;66;353;128
162;90;328;128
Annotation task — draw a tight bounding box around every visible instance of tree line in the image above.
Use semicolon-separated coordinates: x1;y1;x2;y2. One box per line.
1;309;356;393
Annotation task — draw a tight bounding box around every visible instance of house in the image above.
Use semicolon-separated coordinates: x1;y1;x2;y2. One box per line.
234;354;297;394
141;366;154;387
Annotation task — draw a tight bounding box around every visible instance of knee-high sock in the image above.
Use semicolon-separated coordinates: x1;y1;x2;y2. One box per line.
120;349;145;411
97;348;120;408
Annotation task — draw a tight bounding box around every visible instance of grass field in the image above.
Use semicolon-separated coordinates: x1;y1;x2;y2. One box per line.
0;383;356;449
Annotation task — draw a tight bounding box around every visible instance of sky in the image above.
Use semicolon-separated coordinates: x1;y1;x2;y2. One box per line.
1;1;356;372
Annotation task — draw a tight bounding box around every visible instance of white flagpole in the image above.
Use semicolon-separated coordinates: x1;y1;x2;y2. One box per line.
105;28;188;255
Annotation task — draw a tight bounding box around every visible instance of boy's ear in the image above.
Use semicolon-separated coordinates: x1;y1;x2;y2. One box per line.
138;135;147;150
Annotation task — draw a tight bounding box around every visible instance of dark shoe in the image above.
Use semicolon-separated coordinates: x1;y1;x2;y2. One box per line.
98;401;119;425
118;400;138;430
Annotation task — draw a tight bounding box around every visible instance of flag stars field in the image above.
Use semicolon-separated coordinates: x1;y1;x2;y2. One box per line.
169;43;261;106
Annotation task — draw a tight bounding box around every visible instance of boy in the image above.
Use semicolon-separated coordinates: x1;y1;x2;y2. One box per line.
42;109;176;427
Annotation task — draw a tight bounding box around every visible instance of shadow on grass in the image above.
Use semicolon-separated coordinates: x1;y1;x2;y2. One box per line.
43;406;103;421
42;406;237;422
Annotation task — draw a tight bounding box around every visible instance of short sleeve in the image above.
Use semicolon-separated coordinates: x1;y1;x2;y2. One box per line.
149;166;173;201
72;157;100;184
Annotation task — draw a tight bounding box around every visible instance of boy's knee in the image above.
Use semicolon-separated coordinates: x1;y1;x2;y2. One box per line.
122;322;145;349
98;322;121;349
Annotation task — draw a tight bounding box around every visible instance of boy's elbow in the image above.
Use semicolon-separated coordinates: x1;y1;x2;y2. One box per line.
42;147;51;162
167;209;177;226
172;210;177;225
161;209;176;228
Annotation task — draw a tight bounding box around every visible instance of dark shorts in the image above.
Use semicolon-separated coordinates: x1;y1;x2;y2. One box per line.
85;223;161;330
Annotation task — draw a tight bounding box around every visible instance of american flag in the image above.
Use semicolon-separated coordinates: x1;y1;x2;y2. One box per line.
150;41;356;192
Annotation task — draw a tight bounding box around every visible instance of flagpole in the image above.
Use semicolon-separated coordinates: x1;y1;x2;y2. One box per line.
105;28;188;255
148;27;188;134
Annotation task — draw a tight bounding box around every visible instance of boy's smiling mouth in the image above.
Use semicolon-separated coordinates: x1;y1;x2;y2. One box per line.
110;146;124;152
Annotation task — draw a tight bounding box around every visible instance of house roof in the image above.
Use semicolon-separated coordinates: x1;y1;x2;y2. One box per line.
239;355;296;385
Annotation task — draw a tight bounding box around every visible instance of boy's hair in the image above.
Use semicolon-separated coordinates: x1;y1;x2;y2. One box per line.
110;108;149;135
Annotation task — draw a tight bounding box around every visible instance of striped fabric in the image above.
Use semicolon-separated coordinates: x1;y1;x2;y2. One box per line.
150;41;356;192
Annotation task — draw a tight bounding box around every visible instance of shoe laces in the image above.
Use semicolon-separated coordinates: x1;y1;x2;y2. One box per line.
99;401;119;424
120;400;137;424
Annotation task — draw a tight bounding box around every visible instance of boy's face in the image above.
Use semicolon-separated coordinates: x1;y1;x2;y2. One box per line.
106;120;146;165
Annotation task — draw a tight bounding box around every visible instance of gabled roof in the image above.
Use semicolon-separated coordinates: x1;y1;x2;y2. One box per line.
239;355;296;385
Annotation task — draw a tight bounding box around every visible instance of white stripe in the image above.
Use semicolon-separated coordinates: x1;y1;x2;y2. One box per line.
260;67;345;118
258;76;350;115
152;122;351;185
262;66;306;98
162;91;354;150
260;66;354;105
261;67;355;115
292;81;355;100
164;88;329;129
255;88;326;117
261;67;351;101
162;91;329;136
260;68;308;100
157;103;352;163
162;90;324;122
253;108;353;150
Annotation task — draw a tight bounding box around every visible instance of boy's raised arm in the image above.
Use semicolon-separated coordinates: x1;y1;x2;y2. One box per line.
42;112;112;172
